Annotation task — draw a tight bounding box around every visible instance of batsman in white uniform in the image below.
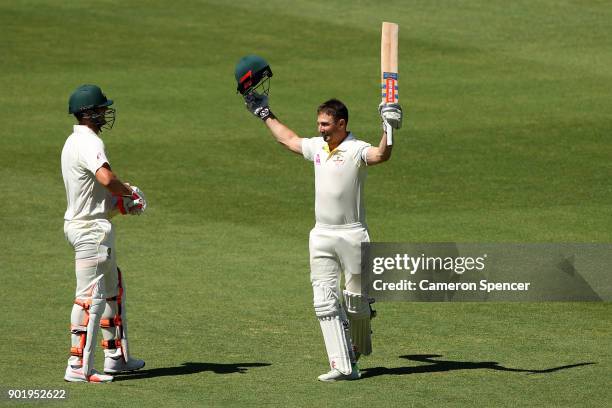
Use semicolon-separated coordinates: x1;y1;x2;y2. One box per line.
61;84;147;383
237;56;402;382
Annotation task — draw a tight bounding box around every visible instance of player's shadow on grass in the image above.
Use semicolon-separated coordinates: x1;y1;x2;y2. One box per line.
360;354;595;379
113;362;271;381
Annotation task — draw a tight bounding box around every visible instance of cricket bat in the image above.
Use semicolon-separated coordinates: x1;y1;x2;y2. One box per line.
381;22;399;146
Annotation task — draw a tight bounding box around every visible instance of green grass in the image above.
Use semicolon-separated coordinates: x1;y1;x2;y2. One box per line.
1;0;611;406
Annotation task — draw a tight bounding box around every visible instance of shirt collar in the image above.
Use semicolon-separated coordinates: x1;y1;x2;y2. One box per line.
323;132;353;155
73;125;98;136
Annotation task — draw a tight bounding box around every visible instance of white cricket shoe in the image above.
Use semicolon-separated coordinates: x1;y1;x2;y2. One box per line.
317;363;361;382
64;366;113;383
104;356;146;374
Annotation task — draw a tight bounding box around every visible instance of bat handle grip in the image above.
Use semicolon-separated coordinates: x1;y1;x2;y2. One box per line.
385;123;393;146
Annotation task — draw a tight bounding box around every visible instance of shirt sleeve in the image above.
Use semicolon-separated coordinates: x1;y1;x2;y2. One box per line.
80;136;109;174
302;137;317;162
354;141;372;166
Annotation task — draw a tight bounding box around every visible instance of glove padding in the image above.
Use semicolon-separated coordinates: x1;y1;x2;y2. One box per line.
379;103;403;130
113;185;147;216
244;92;275;121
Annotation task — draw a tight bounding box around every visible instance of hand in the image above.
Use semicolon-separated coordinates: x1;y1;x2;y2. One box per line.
379;103;403;130
113;186;147;216
127;186;146;215
244;92;274;121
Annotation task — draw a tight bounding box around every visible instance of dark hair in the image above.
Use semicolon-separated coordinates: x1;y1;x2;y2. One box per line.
317;99;348;124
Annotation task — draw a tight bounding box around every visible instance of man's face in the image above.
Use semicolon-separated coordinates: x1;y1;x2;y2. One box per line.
80;106;115;134
94;107;108;126
317;113;345;143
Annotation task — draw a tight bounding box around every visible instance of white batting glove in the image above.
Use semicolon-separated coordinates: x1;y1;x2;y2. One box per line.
112;185;147;216
244;92;275;121
126;185;147;215
379;102;403;130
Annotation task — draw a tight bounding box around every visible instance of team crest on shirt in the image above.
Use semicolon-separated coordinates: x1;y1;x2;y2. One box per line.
315;153;321;165
331;151;345;166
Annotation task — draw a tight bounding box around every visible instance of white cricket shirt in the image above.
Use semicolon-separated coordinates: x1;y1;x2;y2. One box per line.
302;133;371;226
61;125;113;221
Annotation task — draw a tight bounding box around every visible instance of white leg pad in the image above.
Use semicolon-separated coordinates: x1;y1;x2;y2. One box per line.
117;268;131;362
82;297;105;376
100;268;131;362
69;275;106;378
313;284;354;375
101;300;121;357
343;290;374;356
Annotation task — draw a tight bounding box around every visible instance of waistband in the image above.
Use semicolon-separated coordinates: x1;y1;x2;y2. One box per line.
314;222;367;230
64;218;111;228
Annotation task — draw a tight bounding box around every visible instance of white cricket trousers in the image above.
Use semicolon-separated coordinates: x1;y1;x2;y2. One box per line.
64;219;119;299
309;222;370;296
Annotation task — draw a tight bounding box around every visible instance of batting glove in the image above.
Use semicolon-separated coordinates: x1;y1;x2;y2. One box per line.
379;102;403;130
244;92;275;121
113;186;147;216
128;186;147;215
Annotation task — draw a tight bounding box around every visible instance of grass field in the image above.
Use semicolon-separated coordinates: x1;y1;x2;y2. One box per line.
1;0;611;406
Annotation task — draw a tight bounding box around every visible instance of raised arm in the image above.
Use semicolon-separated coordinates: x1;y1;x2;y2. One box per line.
245;93;303;155
367;103;403;166
263;117;303;154
366;131;393;165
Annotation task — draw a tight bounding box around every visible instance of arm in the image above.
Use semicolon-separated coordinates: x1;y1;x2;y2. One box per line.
245;93;303;155
97;164;147;215
263;117;303;155
366;102;402;165
95;163;132;196
366;131;393;166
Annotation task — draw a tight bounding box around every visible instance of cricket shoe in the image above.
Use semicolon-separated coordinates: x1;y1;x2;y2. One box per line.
317;363;361;382
64;366;113;383
104;356;145;374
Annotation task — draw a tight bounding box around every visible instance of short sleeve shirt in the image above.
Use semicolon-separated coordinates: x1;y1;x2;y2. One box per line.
302;133;371;226
61;125;113;221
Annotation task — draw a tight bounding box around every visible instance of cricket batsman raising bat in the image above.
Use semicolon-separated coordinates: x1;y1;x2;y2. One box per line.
381;22;402;145
236;46;403;382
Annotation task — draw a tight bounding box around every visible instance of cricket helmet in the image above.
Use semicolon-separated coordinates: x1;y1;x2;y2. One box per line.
68;84;116;131
235;55;273;95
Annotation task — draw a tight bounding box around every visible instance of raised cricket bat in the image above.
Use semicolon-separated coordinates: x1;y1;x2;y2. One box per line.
381;22;399;146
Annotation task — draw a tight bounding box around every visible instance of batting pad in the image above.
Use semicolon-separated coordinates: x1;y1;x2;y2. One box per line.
344;290;373;356
83;297;105;375
101;267;132;363
313;284;354;374
69;275;105;376
116;268;131;362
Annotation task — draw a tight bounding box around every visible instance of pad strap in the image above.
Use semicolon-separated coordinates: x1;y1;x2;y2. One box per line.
70;344;84;357
100;315;123;328
101;339;122;349
74;298;91;310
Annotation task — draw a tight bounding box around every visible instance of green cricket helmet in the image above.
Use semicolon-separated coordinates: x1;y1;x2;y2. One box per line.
68;84;116;131
235;55;273;95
